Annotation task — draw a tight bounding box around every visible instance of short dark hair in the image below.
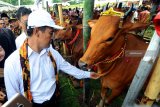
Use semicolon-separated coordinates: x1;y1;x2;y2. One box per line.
16;7;32;20
1;13;9;19
27;26;48;37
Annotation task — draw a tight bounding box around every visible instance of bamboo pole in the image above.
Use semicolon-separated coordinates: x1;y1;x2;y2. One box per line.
42;0;44;9
18;0;20;7
58;4;63;26
122;31;160;107
141;55;160;106
83;0;94;51
46;1;49;12
138;0;143;6
82;0;94;104
53;0;59;18
57;4;66;56
54;4;59;18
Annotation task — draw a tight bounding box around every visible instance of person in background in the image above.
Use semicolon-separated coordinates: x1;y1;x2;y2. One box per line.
15;7;32;49
9;14;21;37
0;46;6;106
1;13;10;28
0;46;5;62
4;9;100;107
131;8;138;23
139;5;151;23
137;5;151;37
0;28;16;105
0;18;5;28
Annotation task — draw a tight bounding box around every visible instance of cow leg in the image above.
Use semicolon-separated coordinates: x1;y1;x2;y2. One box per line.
105;88;123;104
96;87;108;107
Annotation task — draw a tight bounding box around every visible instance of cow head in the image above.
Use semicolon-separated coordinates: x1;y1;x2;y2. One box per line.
54;24;73;40
54;22;83;41
79;7;149;68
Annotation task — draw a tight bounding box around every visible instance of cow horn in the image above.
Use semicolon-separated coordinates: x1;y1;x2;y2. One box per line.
115;3;118;8
103;3;109;12
124;3;134;19
118;2;123;9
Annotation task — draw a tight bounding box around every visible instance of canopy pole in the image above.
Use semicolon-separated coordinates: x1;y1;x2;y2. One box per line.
18;0;20;7
82;0;94;105
122;32;160;106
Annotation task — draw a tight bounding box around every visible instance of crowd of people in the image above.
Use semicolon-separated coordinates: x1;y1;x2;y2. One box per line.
0;6;100;107
0;1;159;106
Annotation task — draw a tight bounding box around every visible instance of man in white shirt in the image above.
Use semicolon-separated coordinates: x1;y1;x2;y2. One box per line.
4;9;100;107
15;7;32;49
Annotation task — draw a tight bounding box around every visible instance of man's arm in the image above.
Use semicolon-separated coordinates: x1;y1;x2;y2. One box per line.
52;49;100;79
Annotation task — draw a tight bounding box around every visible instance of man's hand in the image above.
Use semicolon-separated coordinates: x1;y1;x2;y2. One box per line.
90;72;101;79
0;91;5;101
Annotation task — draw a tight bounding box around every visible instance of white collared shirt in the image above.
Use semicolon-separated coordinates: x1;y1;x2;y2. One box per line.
15;32;27;49
4;46;90;103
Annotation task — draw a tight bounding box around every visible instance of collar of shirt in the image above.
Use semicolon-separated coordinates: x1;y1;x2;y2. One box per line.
28;46;49;58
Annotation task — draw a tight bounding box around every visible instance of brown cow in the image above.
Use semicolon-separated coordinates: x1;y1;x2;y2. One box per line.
54;23;84;87
54;23;83;67
78;7;149;106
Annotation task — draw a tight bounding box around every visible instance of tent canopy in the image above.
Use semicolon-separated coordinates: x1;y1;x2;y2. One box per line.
0;1;17;12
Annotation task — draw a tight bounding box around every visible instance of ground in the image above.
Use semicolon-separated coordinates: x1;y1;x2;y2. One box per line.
58;73;125;107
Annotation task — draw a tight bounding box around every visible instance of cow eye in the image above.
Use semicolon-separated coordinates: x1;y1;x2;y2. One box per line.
106;37;114;42
63;28;67;30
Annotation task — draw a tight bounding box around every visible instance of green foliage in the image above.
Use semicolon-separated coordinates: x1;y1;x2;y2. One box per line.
1;0;34;5
52;0;62;3
20;0;34;5
143;25;155;41
59;73;81;107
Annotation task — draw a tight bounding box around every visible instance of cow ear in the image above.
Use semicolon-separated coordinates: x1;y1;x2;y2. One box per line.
123;22;149;32
88;20;97;28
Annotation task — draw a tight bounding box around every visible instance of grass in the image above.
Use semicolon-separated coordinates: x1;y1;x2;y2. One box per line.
59;73;81;107
58;72;125;107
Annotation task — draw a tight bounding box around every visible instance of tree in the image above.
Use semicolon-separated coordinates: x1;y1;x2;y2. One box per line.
1;0;34;5
52;0;62;3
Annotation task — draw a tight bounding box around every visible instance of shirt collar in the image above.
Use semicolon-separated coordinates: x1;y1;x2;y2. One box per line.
27;46;49;57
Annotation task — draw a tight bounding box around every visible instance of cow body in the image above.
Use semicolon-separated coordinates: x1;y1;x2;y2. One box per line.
79;8;149;106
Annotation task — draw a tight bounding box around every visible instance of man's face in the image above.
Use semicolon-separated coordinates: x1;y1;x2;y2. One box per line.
2;17;9;26
18;15;29;31
0;20;5;28
38;27;54;49
9;20;19;30
0;46;5;62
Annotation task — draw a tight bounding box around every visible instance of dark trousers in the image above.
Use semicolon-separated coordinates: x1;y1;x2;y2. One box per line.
32;92;58;107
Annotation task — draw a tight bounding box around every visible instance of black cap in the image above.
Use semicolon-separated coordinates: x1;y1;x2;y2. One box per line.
9;14;17;23
1;13;9;19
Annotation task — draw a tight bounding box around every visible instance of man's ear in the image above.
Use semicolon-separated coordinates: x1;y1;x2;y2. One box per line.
33;28;39;37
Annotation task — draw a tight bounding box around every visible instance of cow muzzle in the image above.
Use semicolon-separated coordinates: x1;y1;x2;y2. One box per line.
78;60;88;70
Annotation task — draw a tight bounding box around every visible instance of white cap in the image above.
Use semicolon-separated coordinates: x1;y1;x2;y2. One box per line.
27;9;63;29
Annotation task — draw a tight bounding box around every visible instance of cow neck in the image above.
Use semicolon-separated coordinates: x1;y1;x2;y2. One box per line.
67;28;81;45
95;35;127;77
97;61;116;77
96;41;126;65
93;31;127;67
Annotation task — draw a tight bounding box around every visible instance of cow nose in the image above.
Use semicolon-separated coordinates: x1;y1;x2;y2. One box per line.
78;60;88;69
